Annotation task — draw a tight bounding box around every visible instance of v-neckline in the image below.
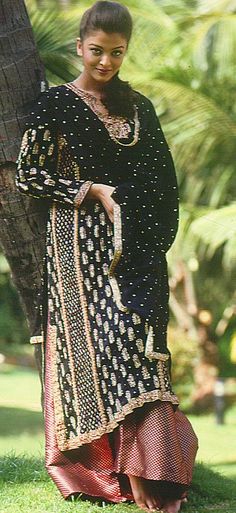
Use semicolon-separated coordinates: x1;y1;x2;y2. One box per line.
64;82;127;121
63;83;138;147
66;82;103;101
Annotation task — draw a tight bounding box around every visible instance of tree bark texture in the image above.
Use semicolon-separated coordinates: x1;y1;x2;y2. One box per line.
0;0;48;389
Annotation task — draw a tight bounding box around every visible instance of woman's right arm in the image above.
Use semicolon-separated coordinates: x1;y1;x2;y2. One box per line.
16;89;117;218
16;124;95;208
16;90;95;209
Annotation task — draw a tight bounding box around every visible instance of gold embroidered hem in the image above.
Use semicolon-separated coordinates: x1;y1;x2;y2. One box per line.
52;377;179;451
49;320;178;452
45;199;178;451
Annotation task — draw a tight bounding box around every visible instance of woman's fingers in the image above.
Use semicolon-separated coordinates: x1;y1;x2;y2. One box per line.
100;194;116;223
107;207;114;223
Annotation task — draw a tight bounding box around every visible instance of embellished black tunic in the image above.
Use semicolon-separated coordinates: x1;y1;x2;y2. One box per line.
16;83;179;451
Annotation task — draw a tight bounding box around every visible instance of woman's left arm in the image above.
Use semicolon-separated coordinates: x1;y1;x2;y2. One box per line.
111;98;179;253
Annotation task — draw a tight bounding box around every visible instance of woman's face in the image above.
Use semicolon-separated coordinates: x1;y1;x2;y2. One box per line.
77;30;128;85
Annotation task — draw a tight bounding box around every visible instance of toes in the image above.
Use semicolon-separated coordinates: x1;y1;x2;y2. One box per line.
146;498;156;510
137;502;150;512
161;499;182;513
153;497;162;509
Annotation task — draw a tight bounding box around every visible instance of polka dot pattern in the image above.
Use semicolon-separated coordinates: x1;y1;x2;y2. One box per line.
15;83;179;355
16;84;197;502
15;85;190;494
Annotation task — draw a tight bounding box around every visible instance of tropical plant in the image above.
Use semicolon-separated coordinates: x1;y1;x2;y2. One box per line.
26;0;236;239
1;0;235;404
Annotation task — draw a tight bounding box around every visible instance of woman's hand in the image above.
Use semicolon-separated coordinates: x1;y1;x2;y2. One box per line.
87;183;117;223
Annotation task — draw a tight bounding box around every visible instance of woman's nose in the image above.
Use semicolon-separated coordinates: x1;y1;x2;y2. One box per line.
99;54;111;68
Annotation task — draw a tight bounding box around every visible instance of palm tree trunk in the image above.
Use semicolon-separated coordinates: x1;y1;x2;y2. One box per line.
0;0;48;404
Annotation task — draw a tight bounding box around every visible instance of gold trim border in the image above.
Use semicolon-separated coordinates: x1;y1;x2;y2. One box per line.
57;388;179;451
73;208;107;425
145;325;170;362
108;203;130;312
48;324;66;439
51;205;81;442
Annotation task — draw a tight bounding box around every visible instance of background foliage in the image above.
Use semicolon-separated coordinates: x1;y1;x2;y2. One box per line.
1;0;235;403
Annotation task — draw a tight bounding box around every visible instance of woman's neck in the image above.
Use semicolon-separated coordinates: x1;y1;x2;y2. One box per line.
72;72;105;99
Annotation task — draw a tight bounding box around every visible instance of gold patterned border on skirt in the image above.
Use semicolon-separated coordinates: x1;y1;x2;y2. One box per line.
49;204;178;451
73;207;107;427
51;205;82;445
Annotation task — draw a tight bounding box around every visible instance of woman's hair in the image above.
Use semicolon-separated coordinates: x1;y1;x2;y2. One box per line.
79;1;138;118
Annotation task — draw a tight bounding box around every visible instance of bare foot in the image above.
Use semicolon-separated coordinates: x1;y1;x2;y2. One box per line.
162;499;182;513
128;474;161;511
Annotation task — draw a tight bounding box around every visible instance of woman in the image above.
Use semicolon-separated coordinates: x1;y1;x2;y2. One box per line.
16;2;198;512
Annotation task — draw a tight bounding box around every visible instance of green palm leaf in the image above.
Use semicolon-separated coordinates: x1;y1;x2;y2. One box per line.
148;79;236;175
190;203;236;268
23;0;236;329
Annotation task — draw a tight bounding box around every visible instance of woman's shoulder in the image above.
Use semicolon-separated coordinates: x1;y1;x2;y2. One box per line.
35;84;70;103
133;89;156;112
27;84;75;121
25;85;68;129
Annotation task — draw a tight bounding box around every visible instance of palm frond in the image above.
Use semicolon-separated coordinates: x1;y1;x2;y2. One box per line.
190;203;236;267
147;79;236;174
197;0;236;14
27;7;80;83
192;14;236;80
223;236;236;269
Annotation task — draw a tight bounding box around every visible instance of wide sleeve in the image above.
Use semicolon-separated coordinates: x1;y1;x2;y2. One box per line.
111;97;179;254
16;90;94;208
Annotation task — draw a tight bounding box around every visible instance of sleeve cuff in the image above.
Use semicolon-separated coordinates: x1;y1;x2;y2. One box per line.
74;181;94;208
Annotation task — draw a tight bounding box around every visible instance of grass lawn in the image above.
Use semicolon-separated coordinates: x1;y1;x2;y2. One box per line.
0;364;236;513
0;365;44;457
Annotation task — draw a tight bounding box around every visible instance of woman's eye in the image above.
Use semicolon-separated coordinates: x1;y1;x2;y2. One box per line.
91;48;102;55
112;51;122;57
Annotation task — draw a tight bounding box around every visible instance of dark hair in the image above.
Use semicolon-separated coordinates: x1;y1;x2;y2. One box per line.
79;1;138;118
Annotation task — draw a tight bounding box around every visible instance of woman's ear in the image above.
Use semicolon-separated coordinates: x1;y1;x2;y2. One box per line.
76;37;83;57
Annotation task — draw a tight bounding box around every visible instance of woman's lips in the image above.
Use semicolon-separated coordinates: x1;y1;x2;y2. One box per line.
96;68;112;74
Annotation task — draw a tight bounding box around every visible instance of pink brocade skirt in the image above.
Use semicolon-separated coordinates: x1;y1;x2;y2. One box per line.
44;340;198;503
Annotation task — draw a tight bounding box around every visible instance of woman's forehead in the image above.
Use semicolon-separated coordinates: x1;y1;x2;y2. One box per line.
83;30;128;48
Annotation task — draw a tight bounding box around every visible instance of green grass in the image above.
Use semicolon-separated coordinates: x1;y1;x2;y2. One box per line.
0;454;236;513
0;365;44;456
0;364;236;513
189;406;236;480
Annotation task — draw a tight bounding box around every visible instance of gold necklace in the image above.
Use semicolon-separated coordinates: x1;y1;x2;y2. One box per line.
66;82;140;147
109;109;139;147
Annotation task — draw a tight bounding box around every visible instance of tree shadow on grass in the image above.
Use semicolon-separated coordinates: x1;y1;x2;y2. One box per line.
0;406;43;436
186;462;236;511
1;455;236;512
210;460;236;480
210;461;236;467
0;453;48;483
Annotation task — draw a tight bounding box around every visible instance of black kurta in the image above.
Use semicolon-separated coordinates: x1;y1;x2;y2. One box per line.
16;83;179;451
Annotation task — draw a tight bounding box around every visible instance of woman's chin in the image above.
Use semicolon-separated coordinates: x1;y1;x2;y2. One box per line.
92;70;116;83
